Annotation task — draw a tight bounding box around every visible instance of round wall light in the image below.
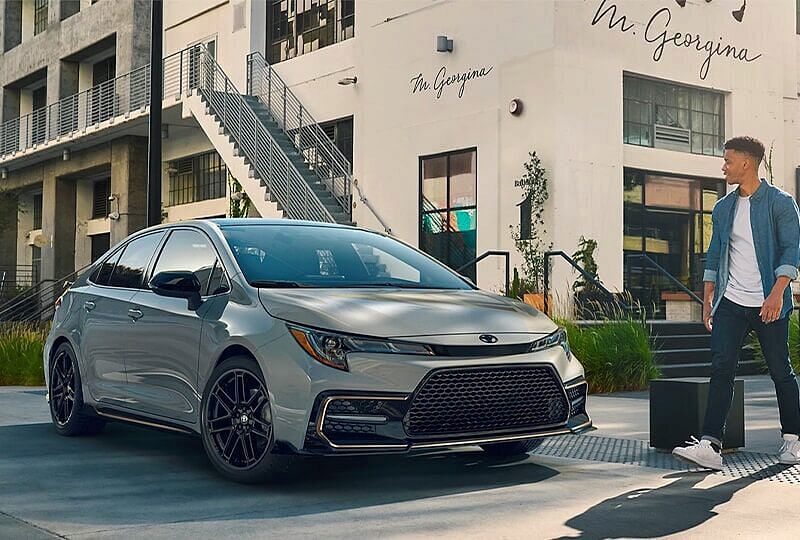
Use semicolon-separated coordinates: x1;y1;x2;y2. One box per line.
509;98;523;116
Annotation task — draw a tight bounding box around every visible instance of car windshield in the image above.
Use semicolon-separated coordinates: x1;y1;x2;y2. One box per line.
220;224;473;289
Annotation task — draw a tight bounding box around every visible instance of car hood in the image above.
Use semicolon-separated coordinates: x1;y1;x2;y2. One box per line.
258;288;557;341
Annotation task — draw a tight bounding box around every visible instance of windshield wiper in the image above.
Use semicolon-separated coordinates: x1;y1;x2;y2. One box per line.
348;282;446;289
250;280;305;288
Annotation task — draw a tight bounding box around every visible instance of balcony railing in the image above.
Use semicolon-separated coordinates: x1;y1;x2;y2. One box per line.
0;47;204;160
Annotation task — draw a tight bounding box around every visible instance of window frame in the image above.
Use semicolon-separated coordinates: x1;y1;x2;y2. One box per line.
89;231;165;290
146;226;231;298
34;0;48;35
168;150;228;207
418;147;478;280
623;74;725;157
266;0;355;65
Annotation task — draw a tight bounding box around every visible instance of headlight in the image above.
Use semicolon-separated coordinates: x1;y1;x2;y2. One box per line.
530;327;571;359
287;324;433;371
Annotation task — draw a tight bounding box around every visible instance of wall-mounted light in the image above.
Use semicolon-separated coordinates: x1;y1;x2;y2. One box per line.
337;76;358;86
0;167;7;180
108;194;120;220
436;35;454;53
509;98;524;116
62;148;71;161
732;0;746;22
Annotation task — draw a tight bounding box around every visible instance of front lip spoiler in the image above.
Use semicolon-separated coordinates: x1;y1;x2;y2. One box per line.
315;392;593;452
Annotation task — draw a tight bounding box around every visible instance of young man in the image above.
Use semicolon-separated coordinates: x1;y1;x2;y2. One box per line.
672;136;800;470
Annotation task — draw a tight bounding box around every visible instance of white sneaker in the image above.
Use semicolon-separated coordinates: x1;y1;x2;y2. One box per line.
778;434;800;465
672;437;723;471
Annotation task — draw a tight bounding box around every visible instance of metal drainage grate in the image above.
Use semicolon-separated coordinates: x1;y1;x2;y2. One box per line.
531;434;800;485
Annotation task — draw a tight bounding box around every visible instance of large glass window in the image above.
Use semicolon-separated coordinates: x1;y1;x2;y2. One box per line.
221;224;472;289
107;232;165;289
168;151;228;206
152;229;228;295
623;169;724;317
267;0;355;64
623;75;725;157
420;149;477;281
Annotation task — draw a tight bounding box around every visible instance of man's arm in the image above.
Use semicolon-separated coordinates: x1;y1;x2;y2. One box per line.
702;210;721;332
761;196;800;323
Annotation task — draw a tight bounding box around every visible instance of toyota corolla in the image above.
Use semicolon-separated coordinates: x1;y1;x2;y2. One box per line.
44;219;591;483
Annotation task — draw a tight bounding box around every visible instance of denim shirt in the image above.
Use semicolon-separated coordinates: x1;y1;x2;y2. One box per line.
704;179;800;319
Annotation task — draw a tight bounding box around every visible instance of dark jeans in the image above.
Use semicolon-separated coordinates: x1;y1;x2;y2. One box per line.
702;297;800;444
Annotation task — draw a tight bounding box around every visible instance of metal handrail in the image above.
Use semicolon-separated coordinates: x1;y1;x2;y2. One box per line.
0;48;196;160
246;51;352;220
543;250;631;316
457;250;510;295
625;253;703;305
197;46;337;224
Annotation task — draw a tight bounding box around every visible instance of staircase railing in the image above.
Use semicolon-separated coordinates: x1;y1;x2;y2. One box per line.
625;253;703;304
0;266;87;323
246;51;353;221
196;46;337;223
457;251;510;295
543;250;635;317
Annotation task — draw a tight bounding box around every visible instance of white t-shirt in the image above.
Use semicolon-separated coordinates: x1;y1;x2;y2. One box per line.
724;196;765;307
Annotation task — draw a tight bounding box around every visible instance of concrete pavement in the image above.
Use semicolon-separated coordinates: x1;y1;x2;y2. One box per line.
0;378;798;539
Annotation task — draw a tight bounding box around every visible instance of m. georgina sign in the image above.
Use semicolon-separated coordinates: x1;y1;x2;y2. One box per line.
590;0;762;80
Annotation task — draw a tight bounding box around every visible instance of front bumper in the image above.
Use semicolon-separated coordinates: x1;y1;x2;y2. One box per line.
297;369;592;455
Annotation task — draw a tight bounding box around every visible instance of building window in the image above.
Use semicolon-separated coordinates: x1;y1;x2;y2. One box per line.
623;168;725;318
34;0;48;35
267;0;355;64
92;179;110;219
168;151;228;206
420;149;477;281
90;233;110;263
32;193;43;230
623;75;725;157
320;116;353;164
31;246;41;283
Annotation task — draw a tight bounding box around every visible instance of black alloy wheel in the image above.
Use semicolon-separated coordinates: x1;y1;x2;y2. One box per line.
201;356;283;483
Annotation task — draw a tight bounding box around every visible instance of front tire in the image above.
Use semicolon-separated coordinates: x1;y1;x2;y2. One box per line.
49;342;105;436
480;438;543;457
200;356;281;484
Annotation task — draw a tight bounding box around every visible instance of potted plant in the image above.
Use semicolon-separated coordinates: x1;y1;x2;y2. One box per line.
510;151;552;312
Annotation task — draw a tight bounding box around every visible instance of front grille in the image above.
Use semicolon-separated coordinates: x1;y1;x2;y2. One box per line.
403;365;569;437
429;343;532;357
567;382;588;417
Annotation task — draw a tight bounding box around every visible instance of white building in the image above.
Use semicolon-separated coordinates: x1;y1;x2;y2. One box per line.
3;0;799;319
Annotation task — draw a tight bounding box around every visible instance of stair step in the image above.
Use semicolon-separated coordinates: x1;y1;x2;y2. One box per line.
648;321;707;337
652;334;711;350
659;359;763;378
654;346;755;366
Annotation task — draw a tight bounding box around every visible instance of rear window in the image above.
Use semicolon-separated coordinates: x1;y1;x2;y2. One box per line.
220;225;472;289
106;232;165;289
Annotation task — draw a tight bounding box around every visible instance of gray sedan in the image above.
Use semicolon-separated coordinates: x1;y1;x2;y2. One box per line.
44;219;591;483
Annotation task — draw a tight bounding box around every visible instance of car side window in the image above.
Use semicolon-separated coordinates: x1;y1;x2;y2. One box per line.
152;229;227;295
91;248;123;285
107;232;165;289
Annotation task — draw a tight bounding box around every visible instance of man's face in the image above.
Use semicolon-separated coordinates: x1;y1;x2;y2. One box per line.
721;149;751;185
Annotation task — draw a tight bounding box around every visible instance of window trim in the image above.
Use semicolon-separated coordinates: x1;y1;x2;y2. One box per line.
145;226;231;299
417;147;479;279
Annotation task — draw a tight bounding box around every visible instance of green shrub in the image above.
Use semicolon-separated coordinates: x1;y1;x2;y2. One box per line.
558;317;660;394
0;323;47;386
748;315;800;375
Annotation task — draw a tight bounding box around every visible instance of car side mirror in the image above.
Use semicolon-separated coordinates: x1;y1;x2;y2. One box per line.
149;271;202;310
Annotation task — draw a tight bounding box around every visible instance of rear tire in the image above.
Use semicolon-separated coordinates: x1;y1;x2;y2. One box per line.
200;356;283;484
49;342;105;436
480;438;543;457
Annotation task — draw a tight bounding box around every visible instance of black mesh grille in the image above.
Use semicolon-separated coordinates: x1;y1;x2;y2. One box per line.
326;399;390;416
325;422;376;434
403;365;569;437
567;382;588;417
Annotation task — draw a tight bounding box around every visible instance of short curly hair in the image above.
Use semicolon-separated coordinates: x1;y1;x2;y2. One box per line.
724;136;765;164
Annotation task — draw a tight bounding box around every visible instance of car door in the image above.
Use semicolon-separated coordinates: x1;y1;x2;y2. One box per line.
79;232;165;406
124;228;229;423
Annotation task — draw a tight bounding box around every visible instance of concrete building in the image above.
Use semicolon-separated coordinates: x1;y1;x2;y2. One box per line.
2;0;800;320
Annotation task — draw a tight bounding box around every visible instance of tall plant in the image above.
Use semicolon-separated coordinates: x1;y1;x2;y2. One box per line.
229;176;251;218
511;151;552;294
572;236;600;294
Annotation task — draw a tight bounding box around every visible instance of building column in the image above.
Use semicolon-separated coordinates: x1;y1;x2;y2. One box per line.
110;136;148;245
0;191;19;290
40;171;77;280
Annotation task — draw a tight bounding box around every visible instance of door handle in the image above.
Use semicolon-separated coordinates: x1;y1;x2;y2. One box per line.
84;301;96;312
127;308;143;321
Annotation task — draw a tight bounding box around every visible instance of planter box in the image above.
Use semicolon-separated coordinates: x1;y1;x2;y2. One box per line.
523;293;550;312
661;291;703;322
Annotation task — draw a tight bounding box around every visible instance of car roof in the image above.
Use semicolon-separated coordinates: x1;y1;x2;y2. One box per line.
131;218;358;237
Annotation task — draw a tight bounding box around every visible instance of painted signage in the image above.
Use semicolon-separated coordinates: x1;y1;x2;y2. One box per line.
410;65;494;99
590;0;762;80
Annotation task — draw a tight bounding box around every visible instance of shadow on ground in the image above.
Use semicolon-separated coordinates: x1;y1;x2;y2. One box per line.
0;422;559;532
557;464;792;539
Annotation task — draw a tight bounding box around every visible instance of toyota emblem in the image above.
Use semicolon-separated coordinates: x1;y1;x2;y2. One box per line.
479;334;498;344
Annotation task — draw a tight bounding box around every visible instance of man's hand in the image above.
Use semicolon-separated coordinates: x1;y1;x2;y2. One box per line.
703;302;713;332
760;292;783;324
